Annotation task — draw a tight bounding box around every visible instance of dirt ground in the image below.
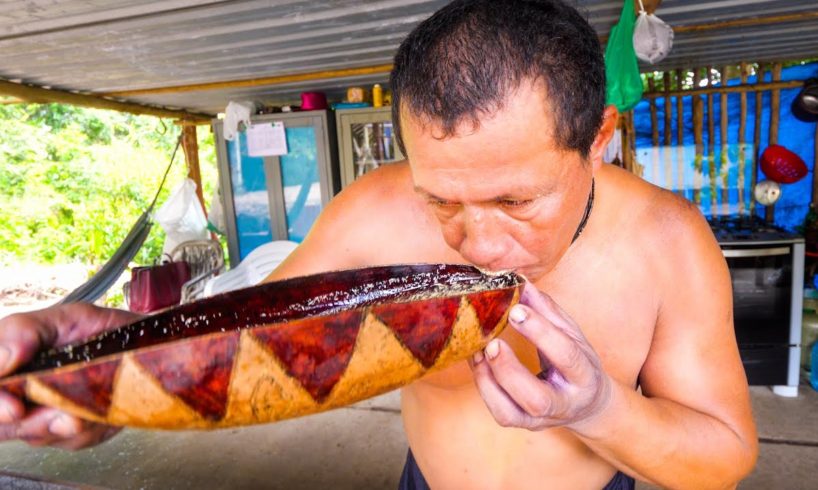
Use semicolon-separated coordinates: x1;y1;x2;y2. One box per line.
0;263;97;318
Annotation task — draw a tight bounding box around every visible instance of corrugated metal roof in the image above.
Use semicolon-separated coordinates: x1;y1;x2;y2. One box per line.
1;0;816;116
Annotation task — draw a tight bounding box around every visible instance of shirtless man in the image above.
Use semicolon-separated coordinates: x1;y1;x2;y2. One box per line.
0;1;757;488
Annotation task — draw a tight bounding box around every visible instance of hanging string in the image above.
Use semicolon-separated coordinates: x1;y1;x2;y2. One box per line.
148;133;183;211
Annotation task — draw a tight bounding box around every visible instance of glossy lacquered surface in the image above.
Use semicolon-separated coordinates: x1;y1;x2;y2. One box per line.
0;264;523;429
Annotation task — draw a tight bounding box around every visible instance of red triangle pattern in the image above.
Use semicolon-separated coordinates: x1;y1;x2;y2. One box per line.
135;332;239;420
38;359;120;417
468;288;516;336
252;309;362;403
373;296;460;368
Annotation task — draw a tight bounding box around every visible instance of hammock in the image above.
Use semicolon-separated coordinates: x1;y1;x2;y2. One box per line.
59;136;182;304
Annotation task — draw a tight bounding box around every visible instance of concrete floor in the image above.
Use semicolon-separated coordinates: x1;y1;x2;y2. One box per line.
1;383;816;489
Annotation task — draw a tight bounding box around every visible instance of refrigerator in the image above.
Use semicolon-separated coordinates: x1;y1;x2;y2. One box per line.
335;106;404;189
213;111;339;266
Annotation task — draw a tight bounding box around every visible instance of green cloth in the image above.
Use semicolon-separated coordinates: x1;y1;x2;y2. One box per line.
605;0;643;111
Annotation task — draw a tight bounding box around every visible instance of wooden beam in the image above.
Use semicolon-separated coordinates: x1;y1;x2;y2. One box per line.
104;64;394;98
642;79;803;99
673;11;818;34
599;11;818;44
0;95;23;104
0;79;211;122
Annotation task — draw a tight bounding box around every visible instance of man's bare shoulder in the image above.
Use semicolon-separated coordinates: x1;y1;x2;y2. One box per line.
601;164;719;267
280;162;451;273
327;162;436;236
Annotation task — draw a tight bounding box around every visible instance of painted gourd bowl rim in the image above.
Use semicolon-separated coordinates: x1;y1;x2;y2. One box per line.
1;263;523;381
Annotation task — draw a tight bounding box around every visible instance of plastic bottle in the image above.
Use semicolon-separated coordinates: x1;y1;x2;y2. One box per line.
372;84;383;108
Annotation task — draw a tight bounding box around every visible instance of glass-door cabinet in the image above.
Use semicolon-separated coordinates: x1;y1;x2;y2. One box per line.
335;107;404;189
213;111;339;266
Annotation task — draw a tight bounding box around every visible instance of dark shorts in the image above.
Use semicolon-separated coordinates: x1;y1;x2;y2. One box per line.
399;449;635;490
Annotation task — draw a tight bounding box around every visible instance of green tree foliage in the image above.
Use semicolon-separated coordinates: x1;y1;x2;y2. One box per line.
0;103;219;272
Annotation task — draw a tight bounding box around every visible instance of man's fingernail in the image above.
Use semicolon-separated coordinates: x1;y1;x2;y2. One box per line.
0;346;10;372
485;340;500;360
509;305;528;324
49;415;78;438
473;351;484;364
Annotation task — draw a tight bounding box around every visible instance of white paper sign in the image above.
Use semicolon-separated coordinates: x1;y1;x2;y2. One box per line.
246;122;288;156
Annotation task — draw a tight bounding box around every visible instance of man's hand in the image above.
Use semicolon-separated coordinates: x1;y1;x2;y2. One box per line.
0;303;140;449
469;282;612;431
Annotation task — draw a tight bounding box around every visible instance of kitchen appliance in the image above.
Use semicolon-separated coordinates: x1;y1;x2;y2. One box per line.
708;215;805;396
213;111;339;266
336;106;404;189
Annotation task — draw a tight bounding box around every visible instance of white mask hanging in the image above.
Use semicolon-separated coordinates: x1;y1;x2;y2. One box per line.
633;0;674;64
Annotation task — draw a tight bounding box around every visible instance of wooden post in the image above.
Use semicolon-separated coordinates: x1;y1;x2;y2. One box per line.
693;69;704;206
629;110;639;176
648;74;659;147
769;63;782;145
663;72;672;146
738;62;748;215
720;66;730;215
766;63;782;223
707;67;717;214
752;63;766;216
676;69;686;198
813;123;818;204
676;69;685;145
181;125;206;214
622;110;639;176
621;113;632;172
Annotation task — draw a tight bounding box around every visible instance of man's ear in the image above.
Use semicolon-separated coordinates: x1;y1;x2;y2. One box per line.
588;105;619;170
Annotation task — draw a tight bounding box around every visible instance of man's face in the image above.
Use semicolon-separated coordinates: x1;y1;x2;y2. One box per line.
402;81;599;281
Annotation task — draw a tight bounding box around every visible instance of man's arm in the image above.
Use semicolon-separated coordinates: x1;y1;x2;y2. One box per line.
582;203;758;488
470;202;757;489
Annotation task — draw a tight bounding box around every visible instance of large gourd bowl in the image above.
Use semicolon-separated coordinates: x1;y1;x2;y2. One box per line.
0;264;523;430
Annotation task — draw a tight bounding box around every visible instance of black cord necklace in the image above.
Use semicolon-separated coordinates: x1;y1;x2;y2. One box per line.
570;179;595;244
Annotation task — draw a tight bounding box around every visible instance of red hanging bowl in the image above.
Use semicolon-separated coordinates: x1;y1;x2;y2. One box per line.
760;144;808;184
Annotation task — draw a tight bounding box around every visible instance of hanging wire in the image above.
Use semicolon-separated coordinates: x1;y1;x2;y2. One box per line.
149;133;183;211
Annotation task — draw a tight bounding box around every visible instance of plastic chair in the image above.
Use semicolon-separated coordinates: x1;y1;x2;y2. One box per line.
170;239;225;303
203;241;298;297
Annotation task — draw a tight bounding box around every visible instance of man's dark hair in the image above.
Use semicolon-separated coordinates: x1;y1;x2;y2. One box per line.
390;0;605;158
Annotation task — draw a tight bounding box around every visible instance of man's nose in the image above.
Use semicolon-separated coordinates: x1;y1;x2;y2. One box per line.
458;208;511;268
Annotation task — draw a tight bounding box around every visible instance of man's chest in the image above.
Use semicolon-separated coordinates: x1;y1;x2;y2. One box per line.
535;252;659;387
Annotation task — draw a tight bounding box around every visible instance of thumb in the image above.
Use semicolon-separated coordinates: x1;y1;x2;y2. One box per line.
51;304;143;347
0;311;54;377
0;304;142;376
